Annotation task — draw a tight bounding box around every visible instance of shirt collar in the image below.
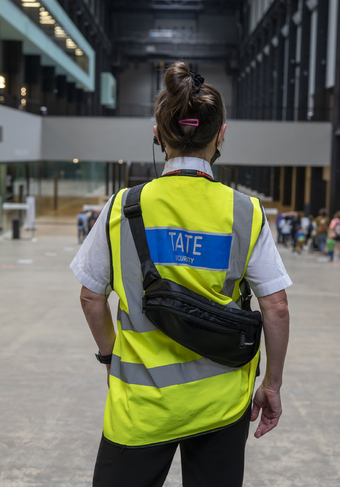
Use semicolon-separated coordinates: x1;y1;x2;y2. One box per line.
162;157;214;179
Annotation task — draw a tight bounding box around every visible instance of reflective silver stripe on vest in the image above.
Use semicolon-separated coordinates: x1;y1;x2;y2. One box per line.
119;189;157;332
110;354;238;388
222;191;254;298
120;308;157;332
117;305;154;333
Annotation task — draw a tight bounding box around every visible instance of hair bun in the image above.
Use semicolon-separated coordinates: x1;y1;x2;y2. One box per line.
164;62;194;117
164;62;192;95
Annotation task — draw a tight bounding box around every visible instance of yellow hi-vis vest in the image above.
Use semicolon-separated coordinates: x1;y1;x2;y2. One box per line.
104;173;264;447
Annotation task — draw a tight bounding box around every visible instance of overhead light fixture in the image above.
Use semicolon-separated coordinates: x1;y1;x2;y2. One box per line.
73;158;79;163
66;38;77;49
75;49;83;56
21;87;26;96
38;8;56;23
22;2;41;7
150;29;173;38
118;159;123;165
0;76;6;89
21;99;27;106
40;11;55;24
55;26;67;37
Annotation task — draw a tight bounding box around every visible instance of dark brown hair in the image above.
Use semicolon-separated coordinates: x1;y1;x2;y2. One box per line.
155;62;226;155
334;210;340;219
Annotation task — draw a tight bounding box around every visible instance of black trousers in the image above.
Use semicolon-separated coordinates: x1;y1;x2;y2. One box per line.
93;406;251;487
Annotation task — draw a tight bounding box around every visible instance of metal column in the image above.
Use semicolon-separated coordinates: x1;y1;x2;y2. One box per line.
314;0;330;121
284;5;298;121
297;4;311;121
330;0;340;216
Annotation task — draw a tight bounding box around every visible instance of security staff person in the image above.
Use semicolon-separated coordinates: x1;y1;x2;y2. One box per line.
71;62;291;487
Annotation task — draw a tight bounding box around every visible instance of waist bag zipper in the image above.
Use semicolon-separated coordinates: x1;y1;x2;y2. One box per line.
143;291;253;349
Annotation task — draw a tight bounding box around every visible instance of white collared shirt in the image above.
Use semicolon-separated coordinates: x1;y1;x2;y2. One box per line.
71;157;292;298
162;157;214;178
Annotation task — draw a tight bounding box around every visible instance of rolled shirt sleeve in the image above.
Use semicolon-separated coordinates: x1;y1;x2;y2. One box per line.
245;219;292;298
70;197;113;295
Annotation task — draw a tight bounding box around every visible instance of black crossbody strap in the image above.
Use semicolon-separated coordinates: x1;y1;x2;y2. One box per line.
123;184;150;263
123;184;161;290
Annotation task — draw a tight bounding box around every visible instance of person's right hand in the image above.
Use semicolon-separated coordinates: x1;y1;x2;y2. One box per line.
250;382;282;438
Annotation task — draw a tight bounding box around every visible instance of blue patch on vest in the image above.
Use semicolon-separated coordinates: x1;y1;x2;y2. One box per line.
145;228;232;271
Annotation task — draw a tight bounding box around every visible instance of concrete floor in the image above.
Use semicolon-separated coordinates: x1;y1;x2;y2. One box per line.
0;219;339;486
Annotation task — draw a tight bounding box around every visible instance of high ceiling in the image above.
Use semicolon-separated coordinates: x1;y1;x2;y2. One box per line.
109;0;243;65
110;0;241;14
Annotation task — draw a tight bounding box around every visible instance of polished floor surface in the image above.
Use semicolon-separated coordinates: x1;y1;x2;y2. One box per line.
0;218;339;486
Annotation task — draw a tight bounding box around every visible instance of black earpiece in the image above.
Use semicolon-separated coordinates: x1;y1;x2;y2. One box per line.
153;135;166;154
153;133;168;161
210;147;221;165
153;135;160;147
210;128;222;165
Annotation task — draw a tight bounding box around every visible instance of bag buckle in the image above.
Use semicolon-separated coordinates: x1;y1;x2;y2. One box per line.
123;202;142;219
239;278;253;311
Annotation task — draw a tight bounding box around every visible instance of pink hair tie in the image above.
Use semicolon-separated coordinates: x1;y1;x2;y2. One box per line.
178;119;199;127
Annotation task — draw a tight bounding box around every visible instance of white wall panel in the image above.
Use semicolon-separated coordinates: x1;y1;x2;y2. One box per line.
0;105;42;162
40;117;332;167
0;107;331;168
41;117;159;163
224;120;331;166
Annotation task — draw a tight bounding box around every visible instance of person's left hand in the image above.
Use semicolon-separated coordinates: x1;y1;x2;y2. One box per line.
250;382;282;438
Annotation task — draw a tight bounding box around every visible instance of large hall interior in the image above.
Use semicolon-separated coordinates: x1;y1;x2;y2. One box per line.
1;1;340;486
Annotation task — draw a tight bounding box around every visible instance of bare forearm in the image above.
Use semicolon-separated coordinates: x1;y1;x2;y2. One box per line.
80;286;116;356
259;290;290;390
262;310;289;389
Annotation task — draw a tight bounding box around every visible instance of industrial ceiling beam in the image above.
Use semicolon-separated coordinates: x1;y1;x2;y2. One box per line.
115;40;234;61
110;0;238;13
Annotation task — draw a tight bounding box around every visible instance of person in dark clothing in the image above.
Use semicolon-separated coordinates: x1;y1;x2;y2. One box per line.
290;213;300;252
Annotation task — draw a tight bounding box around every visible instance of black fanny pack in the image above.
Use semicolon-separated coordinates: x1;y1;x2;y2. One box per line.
123;184;262;368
